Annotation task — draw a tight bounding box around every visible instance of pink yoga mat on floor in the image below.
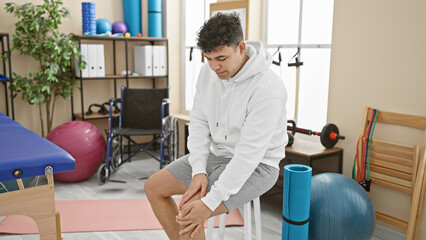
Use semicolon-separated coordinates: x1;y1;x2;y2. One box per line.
0;198;243;234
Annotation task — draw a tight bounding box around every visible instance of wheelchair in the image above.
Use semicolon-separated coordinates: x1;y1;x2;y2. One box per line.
97;86;178;184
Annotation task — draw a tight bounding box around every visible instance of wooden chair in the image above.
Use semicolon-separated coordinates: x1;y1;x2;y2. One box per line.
357;107;426;240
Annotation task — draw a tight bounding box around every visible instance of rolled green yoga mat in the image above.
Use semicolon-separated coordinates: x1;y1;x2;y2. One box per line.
282;164;312;240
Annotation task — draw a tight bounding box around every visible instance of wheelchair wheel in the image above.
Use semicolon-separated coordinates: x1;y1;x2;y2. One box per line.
163;116;178;166
166;135;175;165
97;163;110;184
110;137;122;170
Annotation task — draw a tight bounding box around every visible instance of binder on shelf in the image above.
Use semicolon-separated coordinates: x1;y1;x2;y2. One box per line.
134;45;153;76
159;45;167;76
95;44;105;77
152;45;160;76
87;44;98;77
75;44;89;77
152;45;167;76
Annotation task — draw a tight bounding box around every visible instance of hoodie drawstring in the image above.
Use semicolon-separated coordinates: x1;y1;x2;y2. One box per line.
216;80;220;127
225;82;236;140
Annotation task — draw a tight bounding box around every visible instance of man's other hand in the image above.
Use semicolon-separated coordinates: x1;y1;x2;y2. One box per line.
179;173;208;209
176;199;212;237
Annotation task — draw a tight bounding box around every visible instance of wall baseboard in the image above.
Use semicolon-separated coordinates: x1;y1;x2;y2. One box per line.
374;224;405;240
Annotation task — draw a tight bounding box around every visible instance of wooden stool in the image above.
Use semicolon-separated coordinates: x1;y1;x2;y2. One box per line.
206;197;262;240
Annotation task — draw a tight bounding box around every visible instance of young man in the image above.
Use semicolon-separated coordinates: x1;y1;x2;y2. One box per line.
145;13;287;240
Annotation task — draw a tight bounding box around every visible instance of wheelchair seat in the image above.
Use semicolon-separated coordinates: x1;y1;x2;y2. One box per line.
112;128;161;136
97;86;178;184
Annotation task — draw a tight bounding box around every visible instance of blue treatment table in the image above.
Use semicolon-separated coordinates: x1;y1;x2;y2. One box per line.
0;112;75;240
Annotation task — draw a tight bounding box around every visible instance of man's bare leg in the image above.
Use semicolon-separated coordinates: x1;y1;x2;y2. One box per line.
145;168;188;240
145;168;229;240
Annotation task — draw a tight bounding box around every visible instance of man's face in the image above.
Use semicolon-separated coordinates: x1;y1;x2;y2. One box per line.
203;42;247;80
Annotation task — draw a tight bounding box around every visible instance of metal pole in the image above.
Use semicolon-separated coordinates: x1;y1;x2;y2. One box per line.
125;39;129;87
78;38;85;120
113;39;117;98
6;34;14;120
0;36;9;118
294;0;304;122
166;39;169;86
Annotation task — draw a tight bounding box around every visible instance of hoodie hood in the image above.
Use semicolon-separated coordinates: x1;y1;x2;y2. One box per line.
225;40;273;84
216;41;274;139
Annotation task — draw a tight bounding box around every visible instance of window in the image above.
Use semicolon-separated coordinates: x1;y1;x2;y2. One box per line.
265;0;334;131
181;0;217;112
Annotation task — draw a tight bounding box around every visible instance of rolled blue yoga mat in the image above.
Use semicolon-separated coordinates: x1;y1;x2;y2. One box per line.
282;164;312;240
148;0;161;12
122;0;141;36
148;0;162;38
148;12;162;38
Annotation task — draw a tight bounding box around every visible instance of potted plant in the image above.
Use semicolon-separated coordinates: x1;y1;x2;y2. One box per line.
4;0;84;137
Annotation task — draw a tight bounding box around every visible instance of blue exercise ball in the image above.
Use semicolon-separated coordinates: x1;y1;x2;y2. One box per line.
309;173;375;240
96;18;112;34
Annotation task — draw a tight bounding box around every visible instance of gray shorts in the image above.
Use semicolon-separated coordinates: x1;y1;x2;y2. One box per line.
165;154;279;212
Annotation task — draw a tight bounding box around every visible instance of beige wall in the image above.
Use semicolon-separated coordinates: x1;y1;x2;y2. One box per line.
2;0;426;237
329;0;426;237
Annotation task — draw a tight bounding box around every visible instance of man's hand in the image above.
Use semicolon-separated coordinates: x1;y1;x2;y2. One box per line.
179;173;208;209
176;199;212;237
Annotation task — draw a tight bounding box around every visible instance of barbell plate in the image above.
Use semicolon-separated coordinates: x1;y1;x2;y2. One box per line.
320;123;339;148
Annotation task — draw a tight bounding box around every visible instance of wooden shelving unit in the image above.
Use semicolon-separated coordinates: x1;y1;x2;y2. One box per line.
71;35;168;121
73;112;120;120
77;74;168;80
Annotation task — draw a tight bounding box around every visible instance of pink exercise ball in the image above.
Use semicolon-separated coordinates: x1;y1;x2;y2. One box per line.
47;121;106;182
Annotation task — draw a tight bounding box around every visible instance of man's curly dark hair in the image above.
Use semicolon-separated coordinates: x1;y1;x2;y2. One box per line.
196;12;244;53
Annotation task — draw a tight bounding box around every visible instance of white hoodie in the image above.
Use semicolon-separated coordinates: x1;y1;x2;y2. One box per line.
187;41;288;211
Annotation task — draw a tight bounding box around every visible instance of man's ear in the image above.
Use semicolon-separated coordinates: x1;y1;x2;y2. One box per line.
238;41;246;54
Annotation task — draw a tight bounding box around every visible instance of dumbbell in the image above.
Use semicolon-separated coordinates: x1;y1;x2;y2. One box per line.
286;121;345;149
286;120;296;147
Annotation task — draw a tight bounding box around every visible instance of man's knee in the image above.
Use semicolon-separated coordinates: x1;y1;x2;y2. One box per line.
145;168;187;199
144;175;156;198
144;171;164;198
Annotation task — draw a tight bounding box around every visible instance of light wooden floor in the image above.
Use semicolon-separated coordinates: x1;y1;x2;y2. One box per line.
0;154;404;240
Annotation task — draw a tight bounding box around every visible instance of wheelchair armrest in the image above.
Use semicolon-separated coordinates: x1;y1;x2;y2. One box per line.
109;98;121;103
106;99;121;131
161;98;171;122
